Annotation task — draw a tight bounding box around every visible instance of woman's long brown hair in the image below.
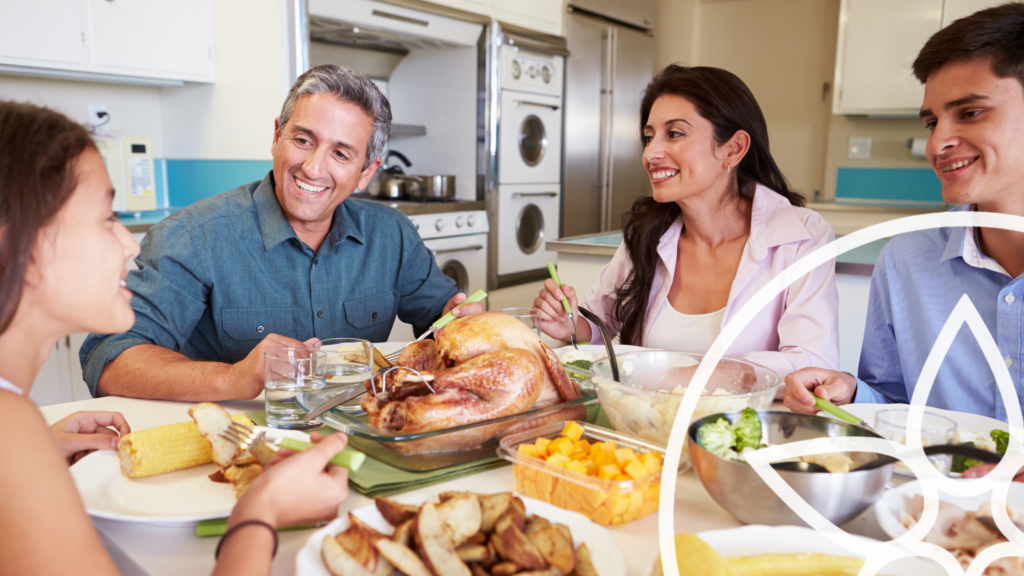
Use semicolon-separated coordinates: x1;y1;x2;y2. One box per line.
0;102;95;334
611;66;804;346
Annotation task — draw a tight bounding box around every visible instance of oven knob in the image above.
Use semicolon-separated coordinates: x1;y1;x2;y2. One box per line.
435;219;445;232
512;60;521;79
467;215;477;227
542;66;551;83
456;216;465;228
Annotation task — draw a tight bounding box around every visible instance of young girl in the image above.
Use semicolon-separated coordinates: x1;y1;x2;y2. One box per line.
0;102;349;575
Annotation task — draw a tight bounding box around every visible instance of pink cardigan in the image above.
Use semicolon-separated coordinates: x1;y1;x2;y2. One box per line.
579;184;840;379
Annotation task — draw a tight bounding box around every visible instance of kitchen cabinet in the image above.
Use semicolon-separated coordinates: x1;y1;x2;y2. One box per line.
423;0;565;36
832;0;1003;115
0;0;214;86
28;334;93;407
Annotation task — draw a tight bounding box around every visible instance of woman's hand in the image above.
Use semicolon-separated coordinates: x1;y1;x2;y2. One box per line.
783;368;858;414
230;432;349;529
533;279;581;341
49;411;130;465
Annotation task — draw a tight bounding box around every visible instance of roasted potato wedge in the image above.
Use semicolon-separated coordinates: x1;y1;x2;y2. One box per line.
336;527;376;570
189;402;240;469
392;519;414;547
456;544;490;563
416;501;472;576
372;347;392;371
573;544;599;576
376;497;419;526
348;512;389;542
516;569;563;576
471;564;491;576
437;494;483;547
480;493;513;533
553;523;572;546
322;535;376;576
490;561;520;576
374;539;432;576
524;514;551;535
526;525;576;574
466;532;488;545
440;491;472;503
495;511;547;569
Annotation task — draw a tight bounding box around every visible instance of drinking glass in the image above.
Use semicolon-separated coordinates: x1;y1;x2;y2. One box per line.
498;307;542;337
874;409;957;475
264;348;326;430
319;338;373;389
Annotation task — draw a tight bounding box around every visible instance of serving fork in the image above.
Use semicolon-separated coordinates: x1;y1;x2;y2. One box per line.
219;421;366;471
383;289;488;364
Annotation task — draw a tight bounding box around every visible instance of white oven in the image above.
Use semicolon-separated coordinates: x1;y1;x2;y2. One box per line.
496;184;559;275
387;210;489;341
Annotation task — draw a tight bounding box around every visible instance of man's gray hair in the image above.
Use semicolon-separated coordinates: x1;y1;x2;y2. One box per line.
278;64;392;170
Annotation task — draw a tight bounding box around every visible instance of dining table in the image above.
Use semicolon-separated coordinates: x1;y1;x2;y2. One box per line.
40;394;893;576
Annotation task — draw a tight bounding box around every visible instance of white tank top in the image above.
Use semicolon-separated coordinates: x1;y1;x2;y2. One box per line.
0;376;23;395
645;299;726;353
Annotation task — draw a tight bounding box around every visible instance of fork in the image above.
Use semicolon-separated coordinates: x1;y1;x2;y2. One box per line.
220;421;367;471
383;289;488;364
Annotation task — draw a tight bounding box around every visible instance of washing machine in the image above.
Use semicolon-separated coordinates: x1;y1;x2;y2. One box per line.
496;183;560;276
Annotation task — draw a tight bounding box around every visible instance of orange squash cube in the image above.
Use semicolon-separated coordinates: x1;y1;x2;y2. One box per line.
599;441;617;452
561;421;585;442
591;507;611;526
518;444;540;458
614;447;637;466
535;437;552;456
624;459;650;479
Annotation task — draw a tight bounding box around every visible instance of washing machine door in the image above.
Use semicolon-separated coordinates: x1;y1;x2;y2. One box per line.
518;115;547;167
516;203;545;255
499;91;562;184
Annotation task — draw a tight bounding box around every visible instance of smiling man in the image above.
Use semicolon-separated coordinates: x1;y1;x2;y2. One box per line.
80;65;480;400
784;3;1024;420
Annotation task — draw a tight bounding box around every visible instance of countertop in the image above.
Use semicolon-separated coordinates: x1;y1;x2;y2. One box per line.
547;231;888;276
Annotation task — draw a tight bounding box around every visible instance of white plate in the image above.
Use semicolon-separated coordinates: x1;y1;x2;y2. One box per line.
70;426;309;525
647;525;943;575
874;479;1024;541
296;494;626;576
840;404;1007;477
554;344;647;363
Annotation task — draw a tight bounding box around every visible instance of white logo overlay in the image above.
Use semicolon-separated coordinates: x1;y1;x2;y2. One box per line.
657;211;1024;576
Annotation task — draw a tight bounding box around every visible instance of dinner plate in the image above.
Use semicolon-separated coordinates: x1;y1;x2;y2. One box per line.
296;494;626;576
70;426;309;525
647;525;943;575
874;479;1024;541
839;404;1008;477
553;343;648;362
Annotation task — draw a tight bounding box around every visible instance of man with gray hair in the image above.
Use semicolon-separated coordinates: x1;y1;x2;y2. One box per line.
80;65;480;401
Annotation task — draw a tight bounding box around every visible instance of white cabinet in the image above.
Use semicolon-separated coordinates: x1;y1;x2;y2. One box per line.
0;0;214;86
833;0;1004;115
423;0;565;37
28;334;93;408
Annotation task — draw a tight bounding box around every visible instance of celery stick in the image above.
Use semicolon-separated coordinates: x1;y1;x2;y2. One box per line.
278;438;366;471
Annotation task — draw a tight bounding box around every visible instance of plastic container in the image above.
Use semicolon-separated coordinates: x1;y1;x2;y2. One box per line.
497;421;668;527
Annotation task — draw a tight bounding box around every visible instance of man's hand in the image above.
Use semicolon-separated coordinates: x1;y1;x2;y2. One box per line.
225;334;321;400
783;368;858;414
963;463;1024;482
442;292;484;319
49;411;131;465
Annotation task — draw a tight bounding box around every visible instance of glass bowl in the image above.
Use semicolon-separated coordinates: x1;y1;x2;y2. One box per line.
591;351;781;454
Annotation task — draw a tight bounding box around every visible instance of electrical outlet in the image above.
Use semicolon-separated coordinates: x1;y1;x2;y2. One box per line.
88;103;109;135
848;137;872;159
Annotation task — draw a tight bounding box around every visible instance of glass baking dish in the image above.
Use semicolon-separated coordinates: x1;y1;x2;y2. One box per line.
297;380;600;472
497;421;668;526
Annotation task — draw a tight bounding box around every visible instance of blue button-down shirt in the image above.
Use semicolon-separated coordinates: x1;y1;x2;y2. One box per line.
80;173;459;396
854;205;1023;421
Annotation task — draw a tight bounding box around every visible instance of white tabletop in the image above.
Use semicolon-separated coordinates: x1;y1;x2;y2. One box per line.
40;396;888;576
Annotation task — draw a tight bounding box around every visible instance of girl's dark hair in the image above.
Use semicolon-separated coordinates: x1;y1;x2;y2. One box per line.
0;102;95;334
612;65;803;346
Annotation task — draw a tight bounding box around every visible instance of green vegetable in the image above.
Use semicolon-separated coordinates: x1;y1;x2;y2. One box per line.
952;441;981;473
731;408;763;452
567;359;593;371
992;429;1009;455
696;418;734;458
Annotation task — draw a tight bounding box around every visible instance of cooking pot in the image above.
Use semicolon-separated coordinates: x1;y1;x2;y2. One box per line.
407;175;456;201
366;150;413;199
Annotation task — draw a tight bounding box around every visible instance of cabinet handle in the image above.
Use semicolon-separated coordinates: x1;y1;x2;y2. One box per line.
432;245;484;255
371;9;428;27
512;192;557;198
513;100;560;111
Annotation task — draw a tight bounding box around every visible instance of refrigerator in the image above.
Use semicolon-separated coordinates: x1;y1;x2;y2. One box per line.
563;0;655;237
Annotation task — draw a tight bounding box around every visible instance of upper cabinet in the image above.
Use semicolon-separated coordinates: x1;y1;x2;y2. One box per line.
424;0;564;37
0;0;214;86
833;0;1003;115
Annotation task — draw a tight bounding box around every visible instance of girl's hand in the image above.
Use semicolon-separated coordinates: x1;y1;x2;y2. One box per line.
533;278;579;341
230;432;349;529
49;411;130;464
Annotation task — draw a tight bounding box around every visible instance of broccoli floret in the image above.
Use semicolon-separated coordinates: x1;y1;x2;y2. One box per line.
696;418;734;457
567;359;592;371
952;441;981;473
992;429;1010;455
731;408;763;452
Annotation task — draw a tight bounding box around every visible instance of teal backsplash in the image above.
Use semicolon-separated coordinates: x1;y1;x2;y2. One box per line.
165;159;273;208
835;167;944;207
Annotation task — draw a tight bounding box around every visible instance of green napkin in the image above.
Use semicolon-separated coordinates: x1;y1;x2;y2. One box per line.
244;412;509;498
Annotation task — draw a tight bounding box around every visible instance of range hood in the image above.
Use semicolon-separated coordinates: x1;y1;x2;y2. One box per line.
308;0;483;54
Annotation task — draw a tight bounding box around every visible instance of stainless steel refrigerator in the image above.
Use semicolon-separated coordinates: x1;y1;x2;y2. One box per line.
563;0;655;237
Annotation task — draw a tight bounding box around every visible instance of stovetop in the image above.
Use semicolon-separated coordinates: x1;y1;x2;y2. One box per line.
351;193;486;216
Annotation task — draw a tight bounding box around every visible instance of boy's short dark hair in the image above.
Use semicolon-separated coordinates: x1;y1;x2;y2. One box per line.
913;2;1024;90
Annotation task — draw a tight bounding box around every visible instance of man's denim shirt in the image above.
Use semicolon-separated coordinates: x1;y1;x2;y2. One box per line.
80;173;458;396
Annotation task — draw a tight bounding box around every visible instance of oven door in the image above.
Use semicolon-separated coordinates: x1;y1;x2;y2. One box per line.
498;90;563;185
497;185;560;276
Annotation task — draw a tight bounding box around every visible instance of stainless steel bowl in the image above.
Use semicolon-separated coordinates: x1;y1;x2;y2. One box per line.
688;410;893;527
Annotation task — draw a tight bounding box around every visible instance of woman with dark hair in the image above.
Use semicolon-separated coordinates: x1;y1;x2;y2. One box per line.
0;102;350;574
535;65;839;381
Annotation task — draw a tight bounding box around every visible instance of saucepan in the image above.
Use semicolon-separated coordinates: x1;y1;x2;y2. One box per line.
407;175;456;201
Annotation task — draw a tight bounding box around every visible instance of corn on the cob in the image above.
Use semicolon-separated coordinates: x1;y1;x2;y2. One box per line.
725;553;863;575
117;414;254;478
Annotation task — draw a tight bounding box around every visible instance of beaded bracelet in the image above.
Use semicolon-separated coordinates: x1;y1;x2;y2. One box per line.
215;520;279;560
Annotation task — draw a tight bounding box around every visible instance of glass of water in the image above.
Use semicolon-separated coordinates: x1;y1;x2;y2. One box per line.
264;348;326;430
498;307;542;337
874;408;957;475
319;338;373;389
